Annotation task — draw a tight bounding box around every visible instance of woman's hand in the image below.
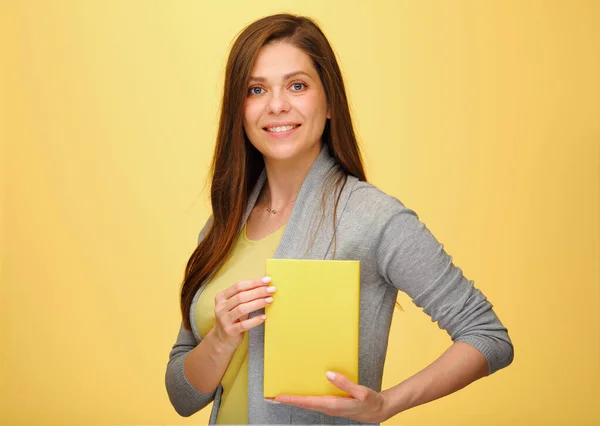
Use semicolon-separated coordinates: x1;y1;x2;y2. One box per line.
267;371;390;423
213;276;276;352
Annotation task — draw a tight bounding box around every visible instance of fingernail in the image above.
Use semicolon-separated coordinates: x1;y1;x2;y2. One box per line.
264;398;281;404
262;276;272;283
326;371;336;381
266;286;276;294
265;297;274;303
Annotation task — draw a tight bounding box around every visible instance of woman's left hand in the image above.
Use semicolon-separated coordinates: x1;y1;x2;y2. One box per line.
266;371;390;423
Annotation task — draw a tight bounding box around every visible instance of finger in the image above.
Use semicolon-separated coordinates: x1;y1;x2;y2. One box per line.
326;372;369;401
225;283;276;312
236;312;267;332
228;296;274;323
217;276;271;304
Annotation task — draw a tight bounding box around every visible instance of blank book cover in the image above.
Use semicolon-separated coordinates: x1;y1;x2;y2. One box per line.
264;258;360;397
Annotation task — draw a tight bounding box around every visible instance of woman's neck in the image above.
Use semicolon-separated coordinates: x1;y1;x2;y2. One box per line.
261;143;322;209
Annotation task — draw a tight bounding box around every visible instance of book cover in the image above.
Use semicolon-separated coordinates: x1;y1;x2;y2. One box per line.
264;258;360;397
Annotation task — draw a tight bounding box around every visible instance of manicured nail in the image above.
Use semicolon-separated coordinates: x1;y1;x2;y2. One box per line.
266;286;276;294
261;315;267;320
261;276;272;283
264;398;280;404
326;371;336;381
265;297;274;303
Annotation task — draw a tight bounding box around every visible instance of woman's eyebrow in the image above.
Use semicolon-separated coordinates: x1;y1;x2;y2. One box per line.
249;70;311;83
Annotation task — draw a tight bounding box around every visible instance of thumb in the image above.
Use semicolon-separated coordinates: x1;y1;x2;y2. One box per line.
325;371;369;401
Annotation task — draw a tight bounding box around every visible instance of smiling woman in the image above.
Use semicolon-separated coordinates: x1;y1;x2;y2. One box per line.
165;13;513;425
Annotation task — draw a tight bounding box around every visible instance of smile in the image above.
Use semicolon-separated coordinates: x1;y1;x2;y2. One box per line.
263;124;301;138
265;124;300;133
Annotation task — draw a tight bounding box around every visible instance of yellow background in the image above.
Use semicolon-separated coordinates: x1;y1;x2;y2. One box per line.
1;1;598;425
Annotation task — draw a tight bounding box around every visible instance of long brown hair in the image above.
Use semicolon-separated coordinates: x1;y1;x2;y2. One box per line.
180;14;387;330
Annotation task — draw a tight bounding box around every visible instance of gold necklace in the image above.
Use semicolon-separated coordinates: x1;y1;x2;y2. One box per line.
265;196;298;215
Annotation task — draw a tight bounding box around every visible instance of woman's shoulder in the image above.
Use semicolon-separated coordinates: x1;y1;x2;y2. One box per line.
345;178;414;221
336;178;421;251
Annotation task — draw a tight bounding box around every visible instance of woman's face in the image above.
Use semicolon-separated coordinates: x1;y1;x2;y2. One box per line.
243;41;330;164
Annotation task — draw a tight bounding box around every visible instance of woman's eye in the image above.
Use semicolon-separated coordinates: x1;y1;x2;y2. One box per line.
249;86;264;96
291;83;305;91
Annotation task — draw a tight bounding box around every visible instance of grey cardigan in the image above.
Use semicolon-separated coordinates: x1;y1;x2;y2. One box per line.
165;144;514;424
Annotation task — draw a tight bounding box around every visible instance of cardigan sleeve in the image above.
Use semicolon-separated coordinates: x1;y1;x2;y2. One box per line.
375;200;514;375
165;324;218;416
165;215;217;416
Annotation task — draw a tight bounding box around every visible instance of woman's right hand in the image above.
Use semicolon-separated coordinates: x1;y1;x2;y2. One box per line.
213;276;276;352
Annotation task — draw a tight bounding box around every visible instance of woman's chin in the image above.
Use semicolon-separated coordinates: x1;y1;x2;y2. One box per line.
261;143;302;162
260;139;321;163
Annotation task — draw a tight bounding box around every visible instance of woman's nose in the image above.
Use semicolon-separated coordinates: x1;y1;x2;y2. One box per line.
267;90;291;114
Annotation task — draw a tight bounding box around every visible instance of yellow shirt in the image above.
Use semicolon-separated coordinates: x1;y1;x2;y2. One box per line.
194;222;286;424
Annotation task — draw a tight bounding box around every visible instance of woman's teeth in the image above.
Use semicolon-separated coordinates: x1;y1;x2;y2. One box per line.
266;125;298;133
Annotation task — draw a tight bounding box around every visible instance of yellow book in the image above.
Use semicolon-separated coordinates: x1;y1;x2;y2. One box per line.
264;259;360;397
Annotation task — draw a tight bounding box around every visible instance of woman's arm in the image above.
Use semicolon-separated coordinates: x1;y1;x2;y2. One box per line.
166;215;236;416
165;324;235;417
272;341;490;422
379;341;489;420
183;327;237;393
372;195;514;420
375;196;514;375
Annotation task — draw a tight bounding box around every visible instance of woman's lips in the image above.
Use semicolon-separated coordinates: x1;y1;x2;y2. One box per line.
263;124;301;138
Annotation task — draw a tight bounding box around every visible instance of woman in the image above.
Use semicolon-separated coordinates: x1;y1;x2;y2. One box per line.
165;13;514;424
